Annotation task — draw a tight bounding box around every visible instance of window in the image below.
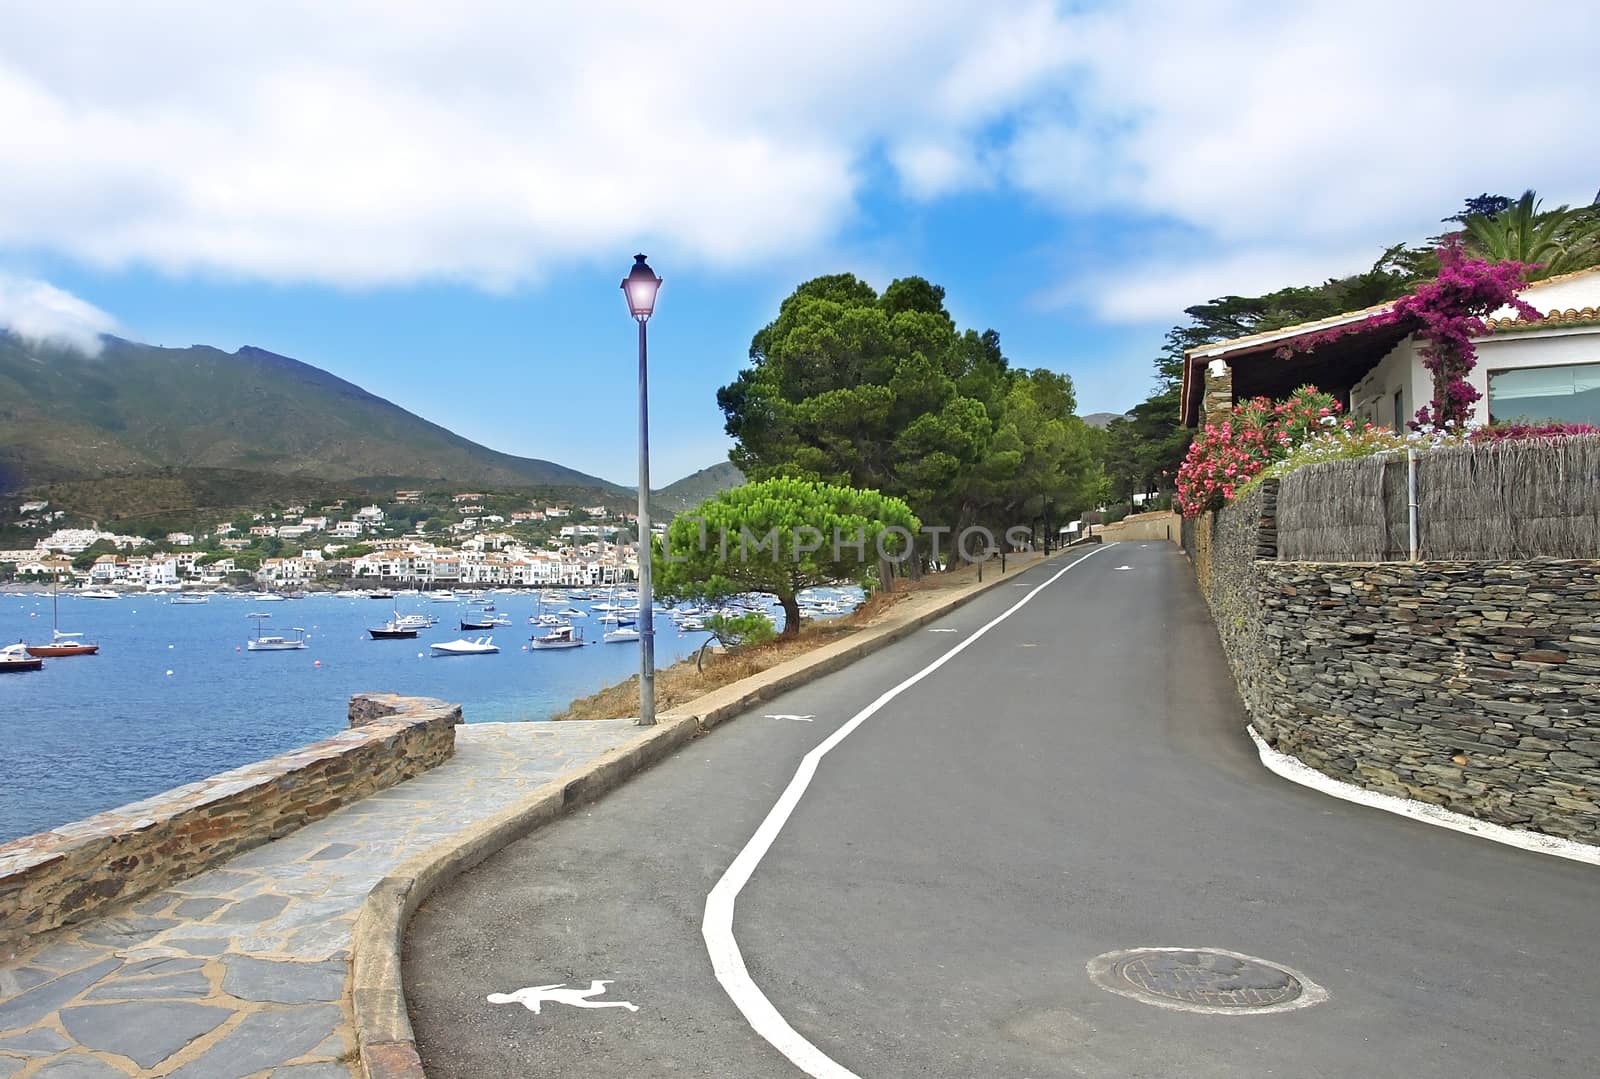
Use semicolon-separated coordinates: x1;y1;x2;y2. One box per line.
1488;362;1600;425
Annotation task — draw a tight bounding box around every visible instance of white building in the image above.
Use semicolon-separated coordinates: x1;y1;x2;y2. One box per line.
332;520;363;539
1183;265;1600;431
166;532;195;546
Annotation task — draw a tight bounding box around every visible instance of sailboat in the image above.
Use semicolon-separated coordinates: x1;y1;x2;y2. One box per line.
26;581;100;657
369;604;419;639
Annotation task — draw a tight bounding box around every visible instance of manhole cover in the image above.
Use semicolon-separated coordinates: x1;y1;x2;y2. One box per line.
1087;948;1327;1015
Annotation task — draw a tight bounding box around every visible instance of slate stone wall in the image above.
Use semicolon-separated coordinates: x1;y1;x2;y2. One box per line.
0;694;460;949
1189;489;1600;845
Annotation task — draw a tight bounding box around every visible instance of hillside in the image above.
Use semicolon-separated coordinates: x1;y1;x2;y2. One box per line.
0;332;617;495
1081;412;1124;429
653;461;745;512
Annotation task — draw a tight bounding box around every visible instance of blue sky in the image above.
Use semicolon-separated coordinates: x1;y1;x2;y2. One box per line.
2;2;1596;485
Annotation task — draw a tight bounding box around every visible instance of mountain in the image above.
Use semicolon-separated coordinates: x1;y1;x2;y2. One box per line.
0;332;617;495
653;461;745;512
1081;412;1125;429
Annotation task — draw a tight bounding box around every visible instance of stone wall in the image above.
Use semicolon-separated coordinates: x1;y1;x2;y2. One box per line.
1254;561;1600;840
1189;491;1600;845
0;694;460;950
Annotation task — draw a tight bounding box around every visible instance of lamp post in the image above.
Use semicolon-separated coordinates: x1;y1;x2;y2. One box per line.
622;254;662;726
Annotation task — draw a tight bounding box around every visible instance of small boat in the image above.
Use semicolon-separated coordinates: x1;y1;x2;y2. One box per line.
602;626;641;644
370;590;395;600
530;625;585;650
246;613;307;651
558;608;586;618
369;607;419;639
395;613;437;630
460;613;511;630
530;613;569;628
170;592;210;605
254;592;286;602
369;623;419;640
27;584;100;657
598;613;636;626
430;636;499;656
78;589;119;600
430;590;458;603
1;642;45;673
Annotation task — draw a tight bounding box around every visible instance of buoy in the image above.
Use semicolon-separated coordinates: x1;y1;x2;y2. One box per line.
417;652;424;658
168;644;175;649
235;646;241;652
314;660;322;667
165;669;174;676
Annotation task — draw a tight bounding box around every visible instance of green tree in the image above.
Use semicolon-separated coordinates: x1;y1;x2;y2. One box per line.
654;477;918;636
71;539;119;571
1462;190;1600;279
719;275;1005;530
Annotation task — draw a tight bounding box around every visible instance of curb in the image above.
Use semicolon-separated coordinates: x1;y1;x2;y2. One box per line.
350;550;1073;1078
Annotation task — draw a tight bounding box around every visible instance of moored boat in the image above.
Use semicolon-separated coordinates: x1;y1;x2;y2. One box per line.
530;625;585;650
246;613;307;651
27;583;99;657
430;636;499;656
0;642;44;673
602;626;641;644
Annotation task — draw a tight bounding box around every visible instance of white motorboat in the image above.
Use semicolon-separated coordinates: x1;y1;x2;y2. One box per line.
78;589;119;599
558;608;587;618
395;613;437;630
246;613;307;651
430;590;458;603
430;636;499;656
170;592;210;605
602;626;640;644
1;642;44;673
530;613;569;628
530;626;585;650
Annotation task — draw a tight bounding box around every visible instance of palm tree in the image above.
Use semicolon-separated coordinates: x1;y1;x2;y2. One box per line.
1462;189;1600;279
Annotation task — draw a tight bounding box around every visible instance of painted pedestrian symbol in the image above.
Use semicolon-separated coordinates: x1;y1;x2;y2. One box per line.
764;714;814;722
488;980;639;1014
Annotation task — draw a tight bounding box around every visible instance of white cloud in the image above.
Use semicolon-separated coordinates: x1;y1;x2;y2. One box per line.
0;274;117;353
0;0;1594;314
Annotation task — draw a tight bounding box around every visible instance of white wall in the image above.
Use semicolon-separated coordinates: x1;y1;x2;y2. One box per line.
1350;338;1431;430
1469;328;1600;423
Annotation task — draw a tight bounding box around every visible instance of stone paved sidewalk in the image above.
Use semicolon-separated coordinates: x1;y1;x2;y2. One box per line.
0;720;640;1078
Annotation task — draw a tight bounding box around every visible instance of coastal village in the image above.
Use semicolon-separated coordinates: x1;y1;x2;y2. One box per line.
0;491;647;591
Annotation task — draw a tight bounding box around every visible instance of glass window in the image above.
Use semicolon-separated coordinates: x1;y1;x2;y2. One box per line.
1488;362;1600;424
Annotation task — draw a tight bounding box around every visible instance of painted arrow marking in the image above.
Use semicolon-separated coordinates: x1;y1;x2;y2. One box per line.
764;714;815;722
488;980;638;1015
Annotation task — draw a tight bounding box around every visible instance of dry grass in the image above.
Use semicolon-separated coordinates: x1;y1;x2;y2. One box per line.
551;553;1039;722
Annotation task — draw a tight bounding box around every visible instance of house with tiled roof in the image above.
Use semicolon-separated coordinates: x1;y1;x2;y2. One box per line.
1181;265;1600;430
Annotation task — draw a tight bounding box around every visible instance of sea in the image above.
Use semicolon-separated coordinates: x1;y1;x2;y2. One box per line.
0;587;850;843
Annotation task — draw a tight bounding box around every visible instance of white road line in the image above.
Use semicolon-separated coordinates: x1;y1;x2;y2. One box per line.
702;545;1110;1078
1248;726;1600;867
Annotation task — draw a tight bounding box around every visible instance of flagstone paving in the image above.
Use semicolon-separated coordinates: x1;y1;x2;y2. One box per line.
0;720;639;1077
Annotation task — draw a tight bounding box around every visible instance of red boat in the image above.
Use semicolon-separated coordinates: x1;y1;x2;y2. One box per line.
25;585;100;657
25;632;99;658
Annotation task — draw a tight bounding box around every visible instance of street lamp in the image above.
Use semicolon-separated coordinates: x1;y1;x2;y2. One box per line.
622;254;661;726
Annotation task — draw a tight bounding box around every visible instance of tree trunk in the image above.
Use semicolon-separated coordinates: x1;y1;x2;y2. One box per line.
780;593;802;637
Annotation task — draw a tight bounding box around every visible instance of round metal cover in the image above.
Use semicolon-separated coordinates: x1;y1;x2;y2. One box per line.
1087;947;1328;1015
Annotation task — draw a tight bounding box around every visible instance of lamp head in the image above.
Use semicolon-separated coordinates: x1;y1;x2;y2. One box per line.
622;254;661;320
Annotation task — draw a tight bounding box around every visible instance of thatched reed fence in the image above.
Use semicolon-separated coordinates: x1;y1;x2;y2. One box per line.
1276;435;1600;562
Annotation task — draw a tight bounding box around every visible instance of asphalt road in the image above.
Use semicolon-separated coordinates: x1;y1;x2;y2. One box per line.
406;542;1600;1078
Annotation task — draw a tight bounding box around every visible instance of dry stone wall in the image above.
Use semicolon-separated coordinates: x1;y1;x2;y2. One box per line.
0;693;460;949
1190;487;1600;845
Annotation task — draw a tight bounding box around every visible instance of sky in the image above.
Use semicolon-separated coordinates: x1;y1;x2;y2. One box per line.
1;1;1596;487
